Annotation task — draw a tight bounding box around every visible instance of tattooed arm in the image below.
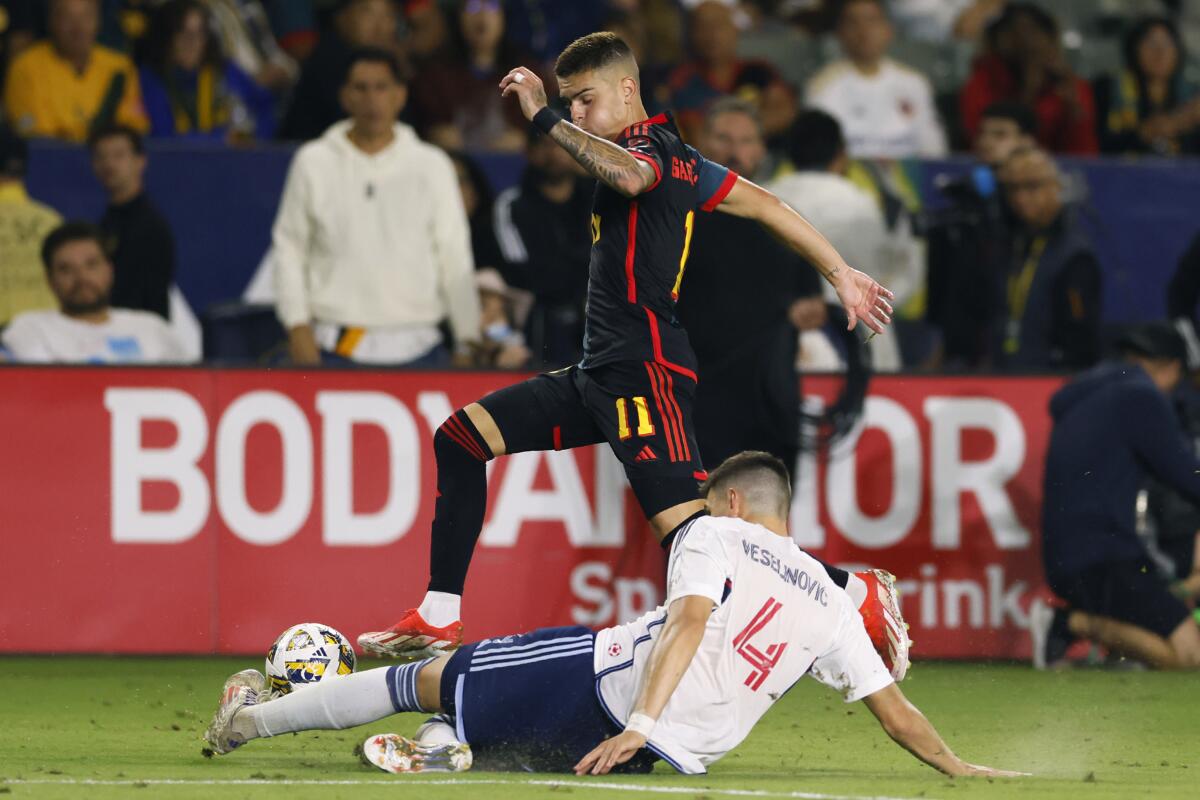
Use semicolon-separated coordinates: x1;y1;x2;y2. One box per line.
498;66;657;198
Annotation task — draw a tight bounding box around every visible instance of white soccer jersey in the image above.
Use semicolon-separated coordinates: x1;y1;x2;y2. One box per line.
806;58;947;159
593;515;893;774
1;308;190;364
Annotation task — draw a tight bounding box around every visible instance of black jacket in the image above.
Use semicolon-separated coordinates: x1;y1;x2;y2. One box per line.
100;192;174;319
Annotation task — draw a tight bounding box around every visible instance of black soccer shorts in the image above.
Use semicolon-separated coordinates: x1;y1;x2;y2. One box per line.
479;361;706;519
1051;559;1191;639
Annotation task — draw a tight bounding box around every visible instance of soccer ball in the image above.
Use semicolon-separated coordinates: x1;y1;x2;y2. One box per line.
265;622;356;698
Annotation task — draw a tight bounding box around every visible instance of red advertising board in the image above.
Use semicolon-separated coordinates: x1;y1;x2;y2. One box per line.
0;367;1062;659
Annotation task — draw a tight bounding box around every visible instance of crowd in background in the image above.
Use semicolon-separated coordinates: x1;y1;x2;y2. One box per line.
0;0;1199;371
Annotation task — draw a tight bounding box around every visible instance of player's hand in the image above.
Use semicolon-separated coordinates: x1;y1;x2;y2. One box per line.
499;67;548;122
833;266;894;336
573;731;647;776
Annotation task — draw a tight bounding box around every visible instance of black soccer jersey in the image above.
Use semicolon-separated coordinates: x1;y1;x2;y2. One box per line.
580;112;737;381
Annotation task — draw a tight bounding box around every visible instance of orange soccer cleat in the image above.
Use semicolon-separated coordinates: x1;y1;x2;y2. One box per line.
855;569;911;681
357;609;464;661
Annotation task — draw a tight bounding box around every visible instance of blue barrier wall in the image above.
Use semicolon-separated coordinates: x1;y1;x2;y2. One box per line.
25;140;1200;323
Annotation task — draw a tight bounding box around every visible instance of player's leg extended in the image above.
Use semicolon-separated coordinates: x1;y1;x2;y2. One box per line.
359;371;603;659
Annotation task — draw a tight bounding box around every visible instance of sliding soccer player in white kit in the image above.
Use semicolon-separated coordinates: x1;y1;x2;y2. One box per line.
205;452;1022;779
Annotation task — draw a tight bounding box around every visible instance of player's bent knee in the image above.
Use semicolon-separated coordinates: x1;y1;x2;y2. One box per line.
435;407;498;462
464;403;507;457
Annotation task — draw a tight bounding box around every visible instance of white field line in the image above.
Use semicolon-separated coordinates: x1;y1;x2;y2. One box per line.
3;777;934;800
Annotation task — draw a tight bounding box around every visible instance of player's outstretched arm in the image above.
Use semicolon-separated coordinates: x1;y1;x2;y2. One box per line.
499;67;657;198
862;684;1028;778
574;595;712;776
716;176;894;335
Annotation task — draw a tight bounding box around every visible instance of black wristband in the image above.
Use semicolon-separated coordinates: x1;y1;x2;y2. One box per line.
533;107;560;135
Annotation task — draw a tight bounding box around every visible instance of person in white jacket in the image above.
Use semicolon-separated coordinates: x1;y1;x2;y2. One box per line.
273;48;479;366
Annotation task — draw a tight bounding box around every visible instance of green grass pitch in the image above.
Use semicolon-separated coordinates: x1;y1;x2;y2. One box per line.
1;657;1196;799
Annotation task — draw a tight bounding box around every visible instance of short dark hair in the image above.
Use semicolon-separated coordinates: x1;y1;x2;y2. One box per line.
1124;16;1184;82
343;47;409;86
704;96;763;138
555;31;634;78
700;451;792;517
87;123;145;155
787;108;845;171
837;0;889;23
41;221;106;272
981;102;1037;137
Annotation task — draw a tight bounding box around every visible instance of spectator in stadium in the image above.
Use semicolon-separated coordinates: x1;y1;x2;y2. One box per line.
0;1;36;87
666;0;796;143
959;2;1098;155
805;0;947;159
279;0;399;142
0;126;62;326
408;0;540;153
272;48;478;367
138;0;277;141
1094;16;1200;157
0;221;188;362
205;452;1021;779
88;124;174;320
492;125;592;366
925;102;1035;368
261;0;316;63
993;146;1100;370
3;0;149;142
676;99;822;473
1034;323;1200;670
469;267;531;369
447;151;505;276
768;108;902;371
402;0;450;66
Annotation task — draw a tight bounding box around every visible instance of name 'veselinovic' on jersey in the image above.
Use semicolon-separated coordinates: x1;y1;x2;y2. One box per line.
593;515;894;774
582;112;738;379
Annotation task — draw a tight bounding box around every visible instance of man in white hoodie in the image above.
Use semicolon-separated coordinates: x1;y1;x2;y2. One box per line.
273;48;479;366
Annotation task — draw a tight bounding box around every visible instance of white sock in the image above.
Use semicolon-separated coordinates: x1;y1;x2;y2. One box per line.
415;716;461;746
238;668;396;739
846;573;868;608
419;591;462;628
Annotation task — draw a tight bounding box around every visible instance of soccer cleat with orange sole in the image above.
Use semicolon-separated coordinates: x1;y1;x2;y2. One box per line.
855;569;912;682
357;609;464;660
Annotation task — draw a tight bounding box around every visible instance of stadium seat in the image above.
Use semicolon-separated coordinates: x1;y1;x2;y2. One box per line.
199;302;286;364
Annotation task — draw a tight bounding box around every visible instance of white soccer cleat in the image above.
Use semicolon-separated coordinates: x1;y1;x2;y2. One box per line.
202;669;264;755
360;733;473;773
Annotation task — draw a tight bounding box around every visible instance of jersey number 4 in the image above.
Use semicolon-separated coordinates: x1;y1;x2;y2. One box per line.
734;597;789;691
615;396;655;440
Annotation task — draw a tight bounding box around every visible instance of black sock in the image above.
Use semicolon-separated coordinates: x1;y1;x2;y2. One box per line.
660;509;709;552
809;556;850;589
427;411;494;595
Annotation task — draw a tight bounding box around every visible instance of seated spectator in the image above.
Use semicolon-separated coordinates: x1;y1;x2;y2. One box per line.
806;0;947;158
1033;323;1200;670
1094;16;1200;156
0;127;62;326
0;0;37;86
272;48;478;366
201;1;300;92
492;125;592;367
279;0;399;142
925;102;1035;368
409;0;539;153
888;0;1004;43
702;95;774;185
447;150;505;275
402;0;450;66
959;3;1098;155
0;221;188;363
88;124;174;319
4;0;149;142
993;146;1100;370
667;0;796;143
470;267;531;369
768;109;901;370
260;0;316;63
138;0;276;141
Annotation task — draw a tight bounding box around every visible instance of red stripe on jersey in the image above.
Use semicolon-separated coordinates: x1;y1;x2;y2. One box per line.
693;470;708;481
625;202;639;303
656;364;691;462
645;113;669;126
700;170;739;212
552;425;562;451
643;307;698;381
644;362;679;463
628;151;662;191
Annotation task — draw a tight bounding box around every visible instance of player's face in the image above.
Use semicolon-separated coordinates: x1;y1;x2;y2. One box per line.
975;118;1028;168
91;135;146;196
837;0;892;64
341;62;407;133
48;240;113;315
702;111;765;176
558;69;634;140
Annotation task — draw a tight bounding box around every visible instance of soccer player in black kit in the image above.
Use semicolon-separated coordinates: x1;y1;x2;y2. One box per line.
359;33;906;676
